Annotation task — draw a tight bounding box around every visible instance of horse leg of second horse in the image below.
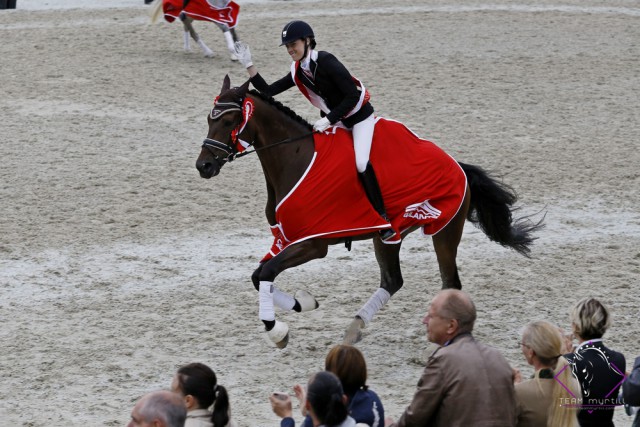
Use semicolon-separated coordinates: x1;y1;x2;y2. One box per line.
345;237;403;344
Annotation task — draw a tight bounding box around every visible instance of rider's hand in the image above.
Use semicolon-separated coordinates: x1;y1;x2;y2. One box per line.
313;117;331;132
234;41;253;69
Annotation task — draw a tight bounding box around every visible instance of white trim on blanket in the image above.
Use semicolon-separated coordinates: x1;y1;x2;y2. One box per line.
275;152;317;212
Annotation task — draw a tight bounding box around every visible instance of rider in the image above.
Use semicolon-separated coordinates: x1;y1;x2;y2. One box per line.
234;20;396;242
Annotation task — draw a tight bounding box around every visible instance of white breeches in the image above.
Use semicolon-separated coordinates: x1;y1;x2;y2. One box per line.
352;114;375;173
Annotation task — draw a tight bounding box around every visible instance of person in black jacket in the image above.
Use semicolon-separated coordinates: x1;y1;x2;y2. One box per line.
564;297;626;427
623;355;640;427
235;21;395;242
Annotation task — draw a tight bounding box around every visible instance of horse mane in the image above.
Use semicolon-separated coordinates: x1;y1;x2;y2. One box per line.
248;89;313;131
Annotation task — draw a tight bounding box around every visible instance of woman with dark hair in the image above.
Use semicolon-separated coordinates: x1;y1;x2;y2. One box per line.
171;362;236;427
270;371;358;427
295;345;383;427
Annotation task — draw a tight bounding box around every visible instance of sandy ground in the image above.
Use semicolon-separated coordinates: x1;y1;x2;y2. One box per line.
1;1;639;426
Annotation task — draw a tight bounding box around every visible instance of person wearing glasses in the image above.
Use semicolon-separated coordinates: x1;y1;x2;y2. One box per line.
514;320;580;427
385;289;516;427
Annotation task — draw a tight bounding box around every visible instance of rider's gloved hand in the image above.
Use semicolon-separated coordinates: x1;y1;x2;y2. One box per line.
313;117;331;132
234;41;253;68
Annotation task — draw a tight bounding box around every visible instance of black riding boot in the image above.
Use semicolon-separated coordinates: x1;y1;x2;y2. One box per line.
359;162;396;241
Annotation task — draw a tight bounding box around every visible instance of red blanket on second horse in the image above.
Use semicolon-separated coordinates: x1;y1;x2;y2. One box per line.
162;0;240;27
262;118;467;262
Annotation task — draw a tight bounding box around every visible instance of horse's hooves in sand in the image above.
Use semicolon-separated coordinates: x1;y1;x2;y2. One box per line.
295;290;319;312
267;320;289;349
343;317;365;345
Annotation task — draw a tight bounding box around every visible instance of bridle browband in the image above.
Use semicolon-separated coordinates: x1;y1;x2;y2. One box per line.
201;96;313;163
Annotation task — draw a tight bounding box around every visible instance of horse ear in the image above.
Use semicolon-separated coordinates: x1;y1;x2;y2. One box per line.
238;79;251;96
221;74;231;93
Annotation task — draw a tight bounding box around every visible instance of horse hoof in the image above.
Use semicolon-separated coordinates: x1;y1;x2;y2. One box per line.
267;320;289;349
343;317;365;345
295;290;319;312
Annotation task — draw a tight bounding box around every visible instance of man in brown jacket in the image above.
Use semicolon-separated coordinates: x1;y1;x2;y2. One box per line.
386;289;516;427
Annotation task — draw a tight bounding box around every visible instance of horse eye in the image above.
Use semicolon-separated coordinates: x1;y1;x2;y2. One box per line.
222;119;234;127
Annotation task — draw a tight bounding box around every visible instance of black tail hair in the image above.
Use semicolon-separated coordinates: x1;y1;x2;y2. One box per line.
459;162;545;257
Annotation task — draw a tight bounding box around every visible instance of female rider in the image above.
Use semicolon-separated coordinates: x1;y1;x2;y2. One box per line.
235;20;395;243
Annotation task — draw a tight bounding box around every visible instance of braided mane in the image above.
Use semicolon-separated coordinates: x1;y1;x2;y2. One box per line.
248;89;313;131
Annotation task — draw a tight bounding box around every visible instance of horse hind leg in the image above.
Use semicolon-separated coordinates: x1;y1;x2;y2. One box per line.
344;236;404;345
432;189;470;289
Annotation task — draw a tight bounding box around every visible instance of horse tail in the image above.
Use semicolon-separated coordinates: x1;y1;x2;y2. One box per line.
150;0;164;25
458;162;544;257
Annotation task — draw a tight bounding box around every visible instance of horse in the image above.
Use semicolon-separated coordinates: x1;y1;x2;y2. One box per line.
195;75;544;348
150;0;241;60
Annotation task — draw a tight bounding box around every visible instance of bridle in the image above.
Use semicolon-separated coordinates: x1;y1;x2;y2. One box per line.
201;96;313;164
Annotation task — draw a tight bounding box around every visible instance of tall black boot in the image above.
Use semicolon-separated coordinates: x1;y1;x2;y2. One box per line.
359;162;396;241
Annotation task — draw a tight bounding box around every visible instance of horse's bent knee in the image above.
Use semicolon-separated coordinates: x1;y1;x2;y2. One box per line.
251;264;264;291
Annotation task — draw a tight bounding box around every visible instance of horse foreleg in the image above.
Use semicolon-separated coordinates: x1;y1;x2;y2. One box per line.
255;239;328;348
432;189;470;289
344;237;403;344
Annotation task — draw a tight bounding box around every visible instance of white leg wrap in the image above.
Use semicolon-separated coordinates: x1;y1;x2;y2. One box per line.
183;31;191;51
356;288;391;326
259;281;275;321
273;288;295;311
223;30;235;52
197;38;214;57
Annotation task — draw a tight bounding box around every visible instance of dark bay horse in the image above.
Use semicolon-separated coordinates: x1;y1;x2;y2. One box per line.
196;76;543;348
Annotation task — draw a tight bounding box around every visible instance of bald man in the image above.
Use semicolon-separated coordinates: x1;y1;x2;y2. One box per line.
387;289;516;427
128;390;187;427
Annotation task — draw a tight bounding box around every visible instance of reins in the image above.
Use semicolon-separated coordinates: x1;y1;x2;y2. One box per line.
235;132;314;159
202;132;314;162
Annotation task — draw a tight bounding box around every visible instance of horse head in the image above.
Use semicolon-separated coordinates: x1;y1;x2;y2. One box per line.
196;75;251;178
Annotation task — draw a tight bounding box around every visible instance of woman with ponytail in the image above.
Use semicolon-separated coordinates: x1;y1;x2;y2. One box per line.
514;320;580;427
171;362;236;427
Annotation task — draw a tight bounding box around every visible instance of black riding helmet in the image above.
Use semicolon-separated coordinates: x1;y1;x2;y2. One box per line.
280;20;315;46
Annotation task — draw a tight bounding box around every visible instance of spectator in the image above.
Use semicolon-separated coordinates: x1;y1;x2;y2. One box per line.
622;355;640;427
270;371;359;427
171;362;236;427
127;390;186;427
385;289;516;426
294;344;384;427
565;297;626;427
514;320;580;426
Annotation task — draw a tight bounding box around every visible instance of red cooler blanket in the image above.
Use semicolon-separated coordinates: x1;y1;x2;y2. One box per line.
262;117;467;261
162;0;240;27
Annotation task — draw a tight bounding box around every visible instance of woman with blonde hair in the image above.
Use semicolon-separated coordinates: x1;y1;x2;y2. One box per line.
515;320;580;427
565;297;626;427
